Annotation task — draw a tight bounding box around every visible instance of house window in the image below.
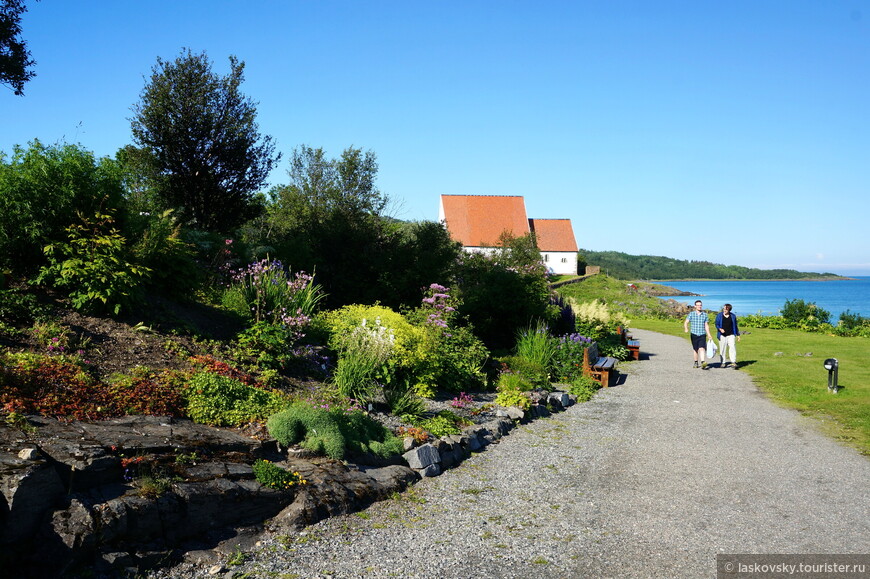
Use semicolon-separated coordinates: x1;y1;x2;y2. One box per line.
544;254;549;262
561;258;567;263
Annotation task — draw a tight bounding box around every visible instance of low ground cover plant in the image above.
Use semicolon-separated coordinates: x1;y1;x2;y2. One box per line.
183;371;289;427
266;401;403;461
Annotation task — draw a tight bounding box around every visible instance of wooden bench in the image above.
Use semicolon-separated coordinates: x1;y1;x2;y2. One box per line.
617;326;640;360
583;342;618;387
627;339;640;360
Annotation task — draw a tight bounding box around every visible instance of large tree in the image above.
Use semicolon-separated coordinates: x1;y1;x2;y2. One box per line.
130;49;279;232
0;0;36;95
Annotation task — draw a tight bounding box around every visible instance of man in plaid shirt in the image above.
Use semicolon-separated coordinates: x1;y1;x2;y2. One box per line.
683;300;712;369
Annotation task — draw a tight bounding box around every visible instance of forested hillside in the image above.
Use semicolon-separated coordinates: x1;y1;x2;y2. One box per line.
579;250;840;280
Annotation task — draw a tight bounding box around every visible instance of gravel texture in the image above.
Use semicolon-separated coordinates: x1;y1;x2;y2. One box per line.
157;328;870;578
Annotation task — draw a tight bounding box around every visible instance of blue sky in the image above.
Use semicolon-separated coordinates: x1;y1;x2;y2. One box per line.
3;1;868;275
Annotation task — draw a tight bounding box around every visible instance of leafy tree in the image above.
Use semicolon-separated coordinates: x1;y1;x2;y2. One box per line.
258;145;388;308
130;49;279;232
454;234;555;351
0;140;125;273
0;0;35;96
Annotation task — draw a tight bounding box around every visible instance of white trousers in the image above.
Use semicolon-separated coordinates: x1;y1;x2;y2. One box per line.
719;334;737;364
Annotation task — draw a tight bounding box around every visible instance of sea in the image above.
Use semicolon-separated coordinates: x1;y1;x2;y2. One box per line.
654;277;870;321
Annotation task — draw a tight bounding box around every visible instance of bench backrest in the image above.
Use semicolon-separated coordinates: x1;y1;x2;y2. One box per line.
584;342;599;366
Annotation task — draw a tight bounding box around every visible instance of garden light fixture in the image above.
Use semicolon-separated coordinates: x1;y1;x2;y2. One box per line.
823;358;839;393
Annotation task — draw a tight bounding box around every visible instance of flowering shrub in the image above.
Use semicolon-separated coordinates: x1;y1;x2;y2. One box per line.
222;259;323;337
332;316;396;403
404;284;488;396
550;333;593;382
567;298;629;341
322;305;415;400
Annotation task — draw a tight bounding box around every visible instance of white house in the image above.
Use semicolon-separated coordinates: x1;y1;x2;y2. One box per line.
439;194;578;275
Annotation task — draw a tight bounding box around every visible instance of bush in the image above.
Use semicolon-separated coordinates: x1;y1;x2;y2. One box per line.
0;288;50;326
34;212;150;315
453;250;555;351
128;209;201;297
182;372;288;426
0;140;125;274
568;374;601;402
402;284;488;396
266;401;403;460
781;298;830;326
233;322;300;372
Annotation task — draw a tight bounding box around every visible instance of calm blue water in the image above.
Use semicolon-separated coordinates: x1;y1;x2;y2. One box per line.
656;277;870;320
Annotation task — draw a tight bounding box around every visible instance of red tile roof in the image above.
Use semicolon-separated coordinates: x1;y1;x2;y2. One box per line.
440;195;530;247
529;219;578;252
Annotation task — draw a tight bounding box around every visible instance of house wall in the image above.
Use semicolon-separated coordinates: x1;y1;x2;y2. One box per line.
541;251;578;275
460;247;577;275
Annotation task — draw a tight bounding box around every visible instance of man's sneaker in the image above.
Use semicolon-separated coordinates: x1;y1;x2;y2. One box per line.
732;364;739;370
722;362;730;369
701;361;708;370
693;361;699;369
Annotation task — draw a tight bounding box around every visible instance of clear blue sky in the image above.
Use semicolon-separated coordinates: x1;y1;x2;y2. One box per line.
3;1;868;275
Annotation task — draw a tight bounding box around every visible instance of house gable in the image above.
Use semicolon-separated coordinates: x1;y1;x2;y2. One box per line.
528;219;578;253
439;195;530;248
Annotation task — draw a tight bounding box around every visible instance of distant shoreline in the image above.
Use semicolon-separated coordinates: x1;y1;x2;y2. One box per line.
642;276;856;282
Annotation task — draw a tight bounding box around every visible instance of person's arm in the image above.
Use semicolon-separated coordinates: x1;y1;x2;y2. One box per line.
683;315;690;333
705;319;712;338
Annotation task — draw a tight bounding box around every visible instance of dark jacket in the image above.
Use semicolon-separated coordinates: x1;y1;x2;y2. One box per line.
715;311;740;339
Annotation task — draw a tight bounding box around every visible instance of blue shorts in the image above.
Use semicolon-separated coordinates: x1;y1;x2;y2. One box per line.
691;333;706;351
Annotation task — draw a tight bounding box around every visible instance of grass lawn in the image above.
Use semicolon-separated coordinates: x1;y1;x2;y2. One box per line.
632;317;870;456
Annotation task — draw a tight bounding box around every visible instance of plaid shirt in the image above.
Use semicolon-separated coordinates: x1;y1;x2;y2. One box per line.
686;310;708;335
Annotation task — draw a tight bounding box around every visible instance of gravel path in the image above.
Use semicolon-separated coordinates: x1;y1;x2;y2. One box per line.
179;329;870;578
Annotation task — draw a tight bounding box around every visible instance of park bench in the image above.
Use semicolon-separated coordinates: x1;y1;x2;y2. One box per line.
583;342;618;387
617;326;641;360
627;339;640;360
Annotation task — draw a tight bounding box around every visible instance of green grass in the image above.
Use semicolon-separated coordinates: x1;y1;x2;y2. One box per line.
632;317;870;455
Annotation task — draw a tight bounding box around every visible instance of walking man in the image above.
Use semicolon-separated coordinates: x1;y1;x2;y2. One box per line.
715;304;741;369
684;300;712;369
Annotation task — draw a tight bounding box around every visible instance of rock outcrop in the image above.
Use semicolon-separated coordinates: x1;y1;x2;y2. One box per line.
0;392;576;577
